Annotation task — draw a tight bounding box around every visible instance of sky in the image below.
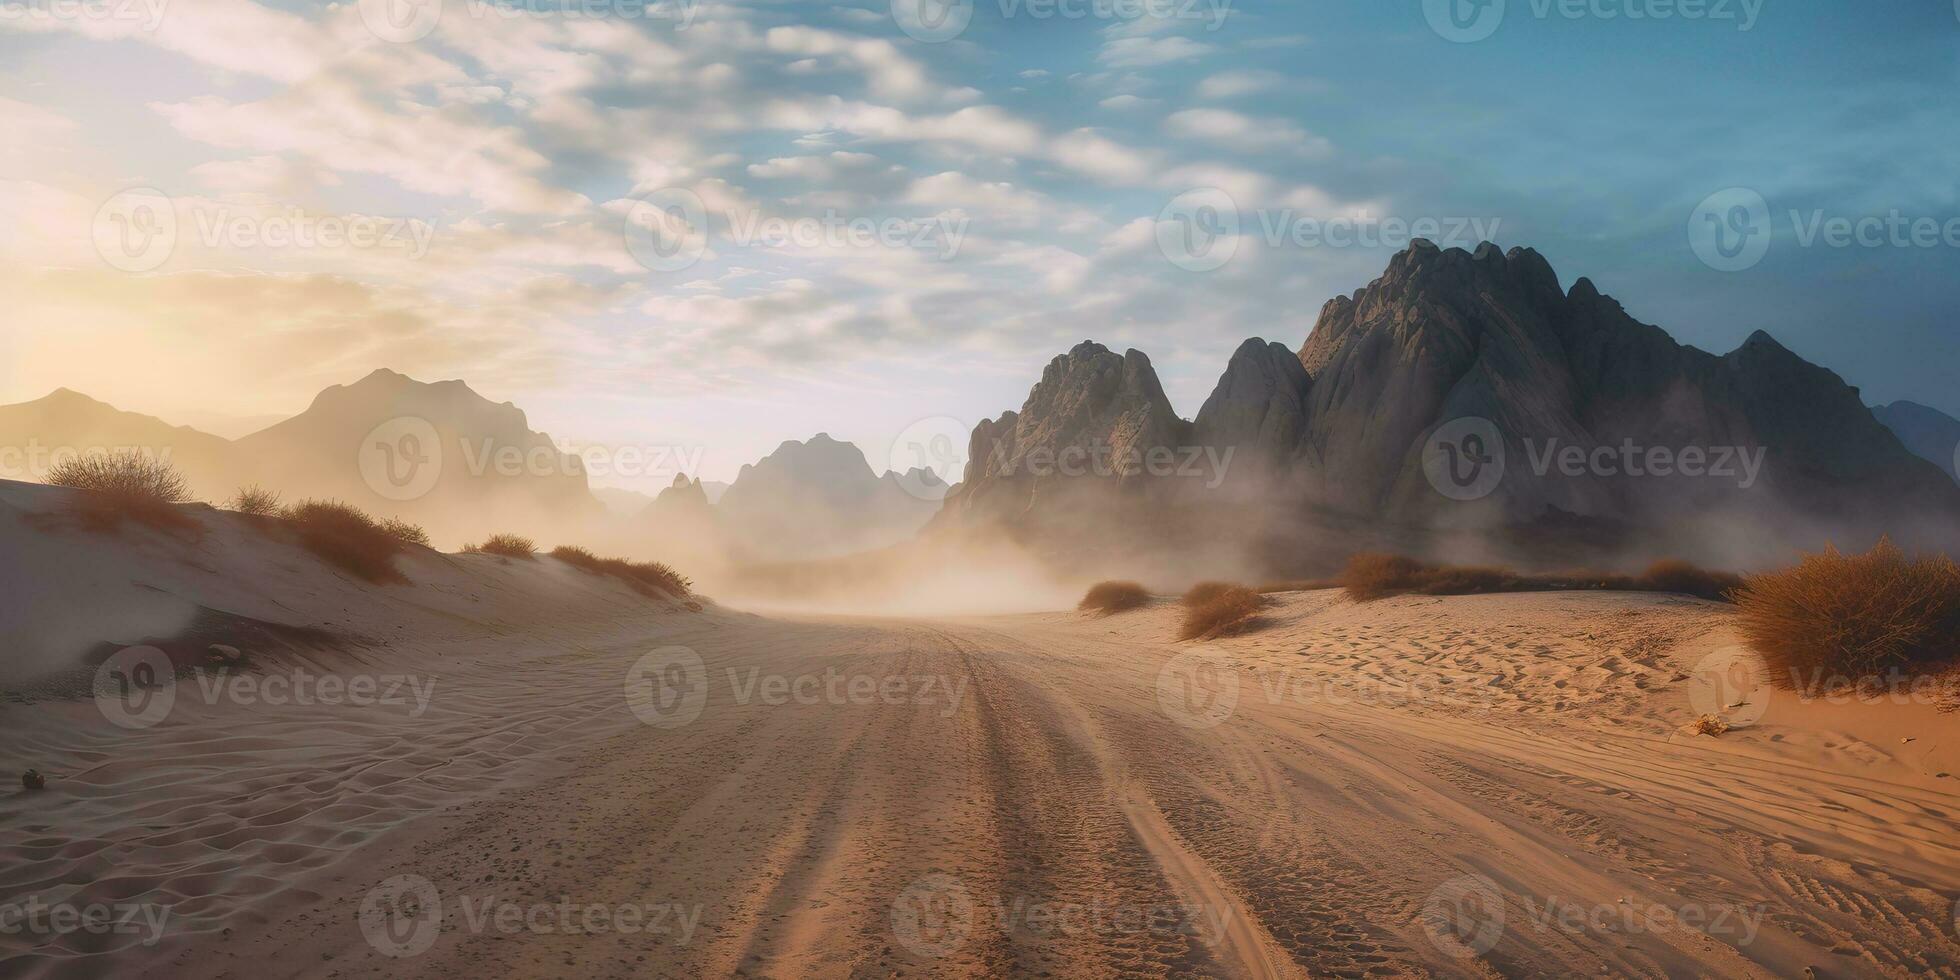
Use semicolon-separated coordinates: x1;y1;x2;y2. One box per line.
1;0;1956;489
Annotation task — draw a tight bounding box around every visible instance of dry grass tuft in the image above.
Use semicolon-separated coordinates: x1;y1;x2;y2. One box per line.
550;545;692;598
1181;581;1241;607
1078;581;1151;615
1732;539;1960;692
379;517;431;548
1338;553;1741;603
281;499;407;584
230;485;283;518
46;451;196;531
1178;585;1265;641
1692;714;1731;737
477;533;537;559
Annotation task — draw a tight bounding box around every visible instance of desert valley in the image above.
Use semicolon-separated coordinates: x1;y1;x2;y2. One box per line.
5;242;1960;978
6;1;1960;977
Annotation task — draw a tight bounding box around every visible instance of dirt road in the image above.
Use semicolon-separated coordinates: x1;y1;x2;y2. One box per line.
9;593;1960;978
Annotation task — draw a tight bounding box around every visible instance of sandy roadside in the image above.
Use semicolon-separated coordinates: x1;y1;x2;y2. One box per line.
6;591;1960;978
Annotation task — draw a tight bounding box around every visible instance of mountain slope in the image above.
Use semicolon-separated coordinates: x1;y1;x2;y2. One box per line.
715;434;941;560
0;389;243;499
232;369;598;544
1873;401;1960;483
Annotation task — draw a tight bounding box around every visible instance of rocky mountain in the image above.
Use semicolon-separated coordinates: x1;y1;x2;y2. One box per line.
232;369;598;543
715;434;943;561
1873;401;1960;483
937;341;1192;529
0;388;244;499
942;242;1960;568
1280;241;1960;531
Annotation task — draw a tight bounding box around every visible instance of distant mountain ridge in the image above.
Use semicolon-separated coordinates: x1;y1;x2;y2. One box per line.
1873;401;1960;484
941;240;1960;567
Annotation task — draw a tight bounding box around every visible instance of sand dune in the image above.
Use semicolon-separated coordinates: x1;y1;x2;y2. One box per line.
6;582;1958;978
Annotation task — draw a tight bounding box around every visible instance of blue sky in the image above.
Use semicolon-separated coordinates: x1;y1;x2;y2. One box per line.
1;0;1955;487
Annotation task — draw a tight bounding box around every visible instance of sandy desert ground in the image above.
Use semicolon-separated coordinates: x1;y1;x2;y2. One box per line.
6;580;1960;979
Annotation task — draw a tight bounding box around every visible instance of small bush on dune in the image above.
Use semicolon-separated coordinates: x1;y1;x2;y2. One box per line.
1340;553;1430;601
1182;582;1240;607
550;545;692;598
379;517;431;548
230;485;282;518
477;533;536;559
1079;581;1151;615
1179;585;1265;641
482;534;534;557
281;499;406;584
1733;539;1960;691
46;451;196;530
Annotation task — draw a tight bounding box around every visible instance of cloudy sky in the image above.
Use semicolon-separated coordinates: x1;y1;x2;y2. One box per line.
2;0;1955;488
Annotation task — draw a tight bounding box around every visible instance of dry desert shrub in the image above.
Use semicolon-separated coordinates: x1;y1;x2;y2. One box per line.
45;450;196;531
477;533;537;559
1078;581;1151;615
550;545;692;598
229;484;283;518
379;517;431;548
1178;585;1265;641
1732;539;1960;691
1181;581;1241;607
281;499;407;584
